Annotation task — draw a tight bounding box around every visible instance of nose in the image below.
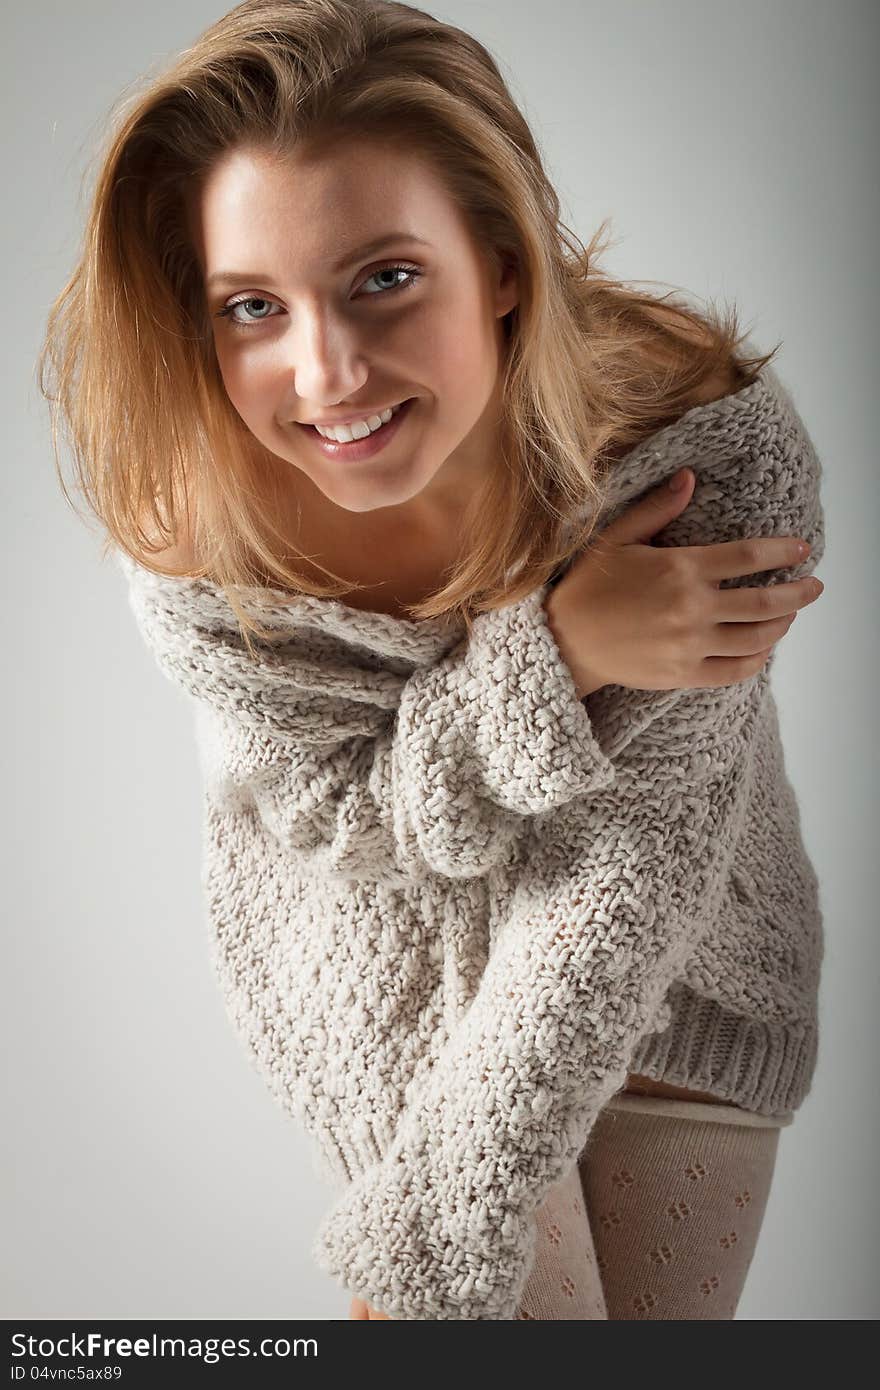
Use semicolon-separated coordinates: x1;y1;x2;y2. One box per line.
288;305;370;411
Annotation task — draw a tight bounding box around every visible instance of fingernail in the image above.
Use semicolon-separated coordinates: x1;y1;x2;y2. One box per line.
668;468;688;490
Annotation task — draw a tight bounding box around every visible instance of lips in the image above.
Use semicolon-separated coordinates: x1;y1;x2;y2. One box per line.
305;399;409;439
306;399;409;435
298;396;416;462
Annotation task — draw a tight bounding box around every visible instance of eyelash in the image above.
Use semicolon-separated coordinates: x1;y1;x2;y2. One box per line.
213;262;423;330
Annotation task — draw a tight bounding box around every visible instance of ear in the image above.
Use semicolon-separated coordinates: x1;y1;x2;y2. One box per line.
494;252;519;320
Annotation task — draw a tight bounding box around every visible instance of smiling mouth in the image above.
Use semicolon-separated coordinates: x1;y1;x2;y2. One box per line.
295;395;417;459
302;398;413;440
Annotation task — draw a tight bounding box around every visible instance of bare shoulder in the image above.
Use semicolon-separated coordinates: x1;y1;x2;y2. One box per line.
136;505;200;572
153;536;199;570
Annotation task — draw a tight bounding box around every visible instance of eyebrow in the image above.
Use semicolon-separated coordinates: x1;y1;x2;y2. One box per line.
205;232;434;290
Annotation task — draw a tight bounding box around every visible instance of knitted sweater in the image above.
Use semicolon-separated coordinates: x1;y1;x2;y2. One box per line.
115;353;825;1321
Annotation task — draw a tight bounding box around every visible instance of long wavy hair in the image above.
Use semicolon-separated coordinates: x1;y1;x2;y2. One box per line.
38;0;779;654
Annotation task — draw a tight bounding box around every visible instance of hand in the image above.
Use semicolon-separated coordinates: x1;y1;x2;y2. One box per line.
543;467;824;697
349;1295;392;1320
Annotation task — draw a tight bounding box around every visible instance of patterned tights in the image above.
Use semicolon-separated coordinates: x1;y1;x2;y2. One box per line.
515;1093;793;1320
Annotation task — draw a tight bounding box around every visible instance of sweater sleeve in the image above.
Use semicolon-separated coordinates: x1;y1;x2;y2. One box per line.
116;553;634;883
309;379;825;1319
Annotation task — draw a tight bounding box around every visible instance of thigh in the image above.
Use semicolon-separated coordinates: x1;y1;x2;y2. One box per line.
515;1160;608;1320
577;1094;790;1320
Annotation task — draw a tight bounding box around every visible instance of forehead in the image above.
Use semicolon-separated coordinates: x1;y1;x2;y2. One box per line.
189;137;473;278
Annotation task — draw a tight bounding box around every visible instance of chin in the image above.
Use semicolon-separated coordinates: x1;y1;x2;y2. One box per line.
322;481;425;516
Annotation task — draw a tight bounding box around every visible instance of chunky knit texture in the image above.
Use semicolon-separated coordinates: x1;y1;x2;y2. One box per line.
116;352;824;1320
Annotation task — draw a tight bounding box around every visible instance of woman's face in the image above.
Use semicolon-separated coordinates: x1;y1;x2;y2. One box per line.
188;137;519;523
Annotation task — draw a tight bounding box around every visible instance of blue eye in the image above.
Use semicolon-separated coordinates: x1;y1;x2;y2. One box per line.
215;296;279;328
360;264;421;296
214;262;422;330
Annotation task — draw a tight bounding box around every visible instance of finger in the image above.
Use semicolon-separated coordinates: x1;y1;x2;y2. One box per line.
709;612;798;657
697;535;809;582
693;647;776;686
713;575;823;622
598;468;696;546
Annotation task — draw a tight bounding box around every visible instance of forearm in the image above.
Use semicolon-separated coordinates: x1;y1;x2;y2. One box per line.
542;588;605;699
121;549;620;881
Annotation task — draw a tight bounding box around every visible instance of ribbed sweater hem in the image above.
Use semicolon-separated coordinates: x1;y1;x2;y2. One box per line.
628;984;818;1120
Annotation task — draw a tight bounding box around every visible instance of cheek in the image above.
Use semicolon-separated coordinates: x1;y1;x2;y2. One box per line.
215;346;274;414
420;303;496;396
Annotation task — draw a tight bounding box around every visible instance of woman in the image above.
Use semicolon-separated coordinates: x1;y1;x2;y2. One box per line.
39;0;825;1319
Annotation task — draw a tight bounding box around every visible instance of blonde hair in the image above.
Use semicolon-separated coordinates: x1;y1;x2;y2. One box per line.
38;0;779;654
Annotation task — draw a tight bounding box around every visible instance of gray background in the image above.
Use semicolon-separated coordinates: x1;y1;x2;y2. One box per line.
4;0;877;1319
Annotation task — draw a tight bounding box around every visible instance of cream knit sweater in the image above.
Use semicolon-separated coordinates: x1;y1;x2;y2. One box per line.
116;353;825;1320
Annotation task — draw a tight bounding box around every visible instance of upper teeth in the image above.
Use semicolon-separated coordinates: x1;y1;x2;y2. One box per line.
314;401;406;442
